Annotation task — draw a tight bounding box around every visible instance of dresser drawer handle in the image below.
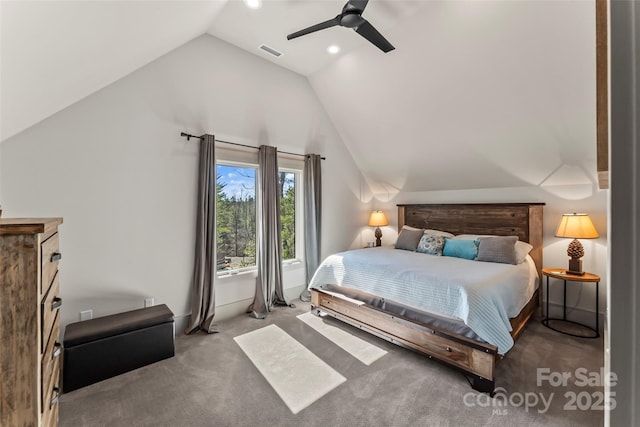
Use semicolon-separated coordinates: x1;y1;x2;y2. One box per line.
50;252;62;262
52;342;62;359
51;297;62;310
50;387;60;409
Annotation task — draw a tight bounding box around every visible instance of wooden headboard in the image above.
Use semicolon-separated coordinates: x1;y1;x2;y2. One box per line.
397;203;545;279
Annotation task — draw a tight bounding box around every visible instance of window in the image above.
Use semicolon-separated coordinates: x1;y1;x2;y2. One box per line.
279;170;297;261
216;161;302;274
216;164;257;271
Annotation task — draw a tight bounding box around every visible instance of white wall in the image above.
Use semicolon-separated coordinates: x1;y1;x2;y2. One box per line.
0;34;370;331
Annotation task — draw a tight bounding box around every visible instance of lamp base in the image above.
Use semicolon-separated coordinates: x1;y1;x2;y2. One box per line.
375;227;382;247
567;258;584;275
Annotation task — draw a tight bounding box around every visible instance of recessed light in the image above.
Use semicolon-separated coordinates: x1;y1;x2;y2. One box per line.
244;0;262;10
327;45;340;54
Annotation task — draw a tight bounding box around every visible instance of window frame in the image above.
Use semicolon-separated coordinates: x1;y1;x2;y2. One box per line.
214;155;304;278
278;167;304;267
215;160;258;277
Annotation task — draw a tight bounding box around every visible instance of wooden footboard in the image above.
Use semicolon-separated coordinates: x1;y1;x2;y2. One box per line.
311;288;500;393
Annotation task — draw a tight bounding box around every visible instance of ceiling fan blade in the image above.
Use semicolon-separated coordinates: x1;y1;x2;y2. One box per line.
287;17;340;40
355;19;395;52
345;0;369;13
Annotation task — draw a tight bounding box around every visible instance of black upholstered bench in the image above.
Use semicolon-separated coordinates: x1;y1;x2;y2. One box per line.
63;304;175;392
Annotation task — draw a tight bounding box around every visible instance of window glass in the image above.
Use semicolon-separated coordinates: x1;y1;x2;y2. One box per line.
215;160;302;275
279;171;296;260
216;164;256;271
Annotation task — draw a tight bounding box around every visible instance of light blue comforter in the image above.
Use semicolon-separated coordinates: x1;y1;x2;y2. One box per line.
308;247;537;354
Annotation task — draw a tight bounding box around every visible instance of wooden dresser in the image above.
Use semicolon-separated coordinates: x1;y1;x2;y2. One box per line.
1;218;63;427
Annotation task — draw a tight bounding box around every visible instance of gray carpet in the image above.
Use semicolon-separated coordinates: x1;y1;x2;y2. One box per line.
59;301;604;427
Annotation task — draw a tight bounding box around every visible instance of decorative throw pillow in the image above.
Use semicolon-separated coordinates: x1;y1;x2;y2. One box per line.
417;234;446;255
442;238;478;260
476;236;518;264
395;226;425;251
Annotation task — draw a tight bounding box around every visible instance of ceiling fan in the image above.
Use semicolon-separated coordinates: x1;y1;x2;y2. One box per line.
286;0;395;53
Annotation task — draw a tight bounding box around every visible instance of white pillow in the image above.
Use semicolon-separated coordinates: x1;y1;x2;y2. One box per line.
452;234;485;240
515;241;533;264
453;234;532;264
424;229;455;238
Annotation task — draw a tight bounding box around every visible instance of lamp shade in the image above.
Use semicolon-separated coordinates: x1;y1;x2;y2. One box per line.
555;213;599;239
368;211;388;227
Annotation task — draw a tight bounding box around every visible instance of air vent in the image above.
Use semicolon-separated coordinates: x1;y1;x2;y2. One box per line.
259;44;282;58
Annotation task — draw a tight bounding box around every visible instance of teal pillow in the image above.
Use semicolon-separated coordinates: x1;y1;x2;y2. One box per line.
443;238;478;260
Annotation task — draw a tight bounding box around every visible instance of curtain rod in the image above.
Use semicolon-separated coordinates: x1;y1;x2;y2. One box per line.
180;132;326;160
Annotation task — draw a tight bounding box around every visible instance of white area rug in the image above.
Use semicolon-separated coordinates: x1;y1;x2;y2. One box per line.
297;312;388;365
234;324;346;414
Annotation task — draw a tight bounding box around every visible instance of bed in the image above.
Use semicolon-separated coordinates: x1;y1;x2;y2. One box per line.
308;203;544;394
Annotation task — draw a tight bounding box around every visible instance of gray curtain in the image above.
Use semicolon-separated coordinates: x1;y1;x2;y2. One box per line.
185;134;219;334
248;145;288;318
300;154;322;302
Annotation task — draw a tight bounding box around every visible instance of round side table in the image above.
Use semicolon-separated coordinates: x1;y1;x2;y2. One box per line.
541;268;600;338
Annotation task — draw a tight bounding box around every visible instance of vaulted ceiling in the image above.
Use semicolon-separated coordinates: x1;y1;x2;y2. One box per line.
1;0;598;193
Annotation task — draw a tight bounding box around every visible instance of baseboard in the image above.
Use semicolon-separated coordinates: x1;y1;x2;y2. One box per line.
284;284;307;303
173;314;191;334
175;284;308;334
544;301;605;332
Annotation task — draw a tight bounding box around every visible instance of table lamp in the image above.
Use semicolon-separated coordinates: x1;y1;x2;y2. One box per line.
555;213;599;275
368;211;388;247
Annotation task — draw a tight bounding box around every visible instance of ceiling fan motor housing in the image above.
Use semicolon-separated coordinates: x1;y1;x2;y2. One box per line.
340;12;365;28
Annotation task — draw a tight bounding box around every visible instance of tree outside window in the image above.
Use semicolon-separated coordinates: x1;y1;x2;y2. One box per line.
279;171;296;261
216;165;256;270
216;164;298;273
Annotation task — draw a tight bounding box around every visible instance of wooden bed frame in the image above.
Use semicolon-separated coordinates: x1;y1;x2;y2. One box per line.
310;203;544;394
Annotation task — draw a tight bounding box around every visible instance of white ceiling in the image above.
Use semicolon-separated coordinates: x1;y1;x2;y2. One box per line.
1;1;224;141
208;0;427;75
310;0;598;192
1;0;598;194
0;0;422;141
